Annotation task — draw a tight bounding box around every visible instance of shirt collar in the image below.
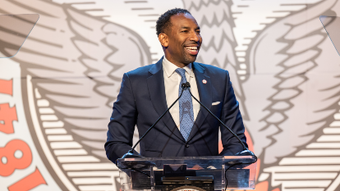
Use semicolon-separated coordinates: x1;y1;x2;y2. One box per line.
162;56;194;78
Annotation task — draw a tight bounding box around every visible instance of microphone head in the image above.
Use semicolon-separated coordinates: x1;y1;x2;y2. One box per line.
182;82;190;89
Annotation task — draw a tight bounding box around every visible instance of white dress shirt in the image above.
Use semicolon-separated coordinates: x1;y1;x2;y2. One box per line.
162;56;200;129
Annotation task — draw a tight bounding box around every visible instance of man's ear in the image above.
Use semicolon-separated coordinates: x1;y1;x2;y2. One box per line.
158;33;169;48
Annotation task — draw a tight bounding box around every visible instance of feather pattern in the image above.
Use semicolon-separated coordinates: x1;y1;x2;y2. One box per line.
0;0;151;160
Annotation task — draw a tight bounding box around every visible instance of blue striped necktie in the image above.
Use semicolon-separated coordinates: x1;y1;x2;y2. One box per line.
175;68;194;141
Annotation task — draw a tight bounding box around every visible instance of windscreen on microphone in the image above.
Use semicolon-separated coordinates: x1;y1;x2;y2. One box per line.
182;82;190;89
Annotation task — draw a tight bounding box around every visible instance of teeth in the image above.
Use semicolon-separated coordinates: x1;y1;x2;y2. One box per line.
186;47;197;50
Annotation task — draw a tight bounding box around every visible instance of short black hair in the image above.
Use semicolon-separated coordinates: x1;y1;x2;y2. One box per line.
156;8;191;36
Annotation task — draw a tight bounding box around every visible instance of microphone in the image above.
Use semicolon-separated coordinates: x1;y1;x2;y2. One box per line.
118;84;187;163
182;82;190;89
184;82;257;162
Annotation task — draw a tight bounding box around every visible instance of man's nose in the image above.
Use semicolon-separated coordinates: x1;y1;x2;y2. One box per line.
189;31;201;42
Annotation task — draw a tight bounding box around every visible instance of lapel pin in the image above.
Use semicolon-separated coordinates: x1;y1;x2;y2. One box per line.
202;79;207;84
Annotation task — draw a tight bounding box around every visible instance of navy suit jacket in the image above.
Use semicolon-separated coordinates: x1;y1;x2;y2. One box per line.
105;58;247;163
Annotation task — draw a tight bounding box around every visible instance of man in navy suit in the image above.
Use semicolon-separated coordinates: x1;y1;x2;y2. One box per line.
105;8;247;163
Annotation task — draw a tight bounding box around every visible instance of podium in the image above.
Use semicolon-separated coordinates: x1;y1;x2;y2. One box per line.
117;155;257;191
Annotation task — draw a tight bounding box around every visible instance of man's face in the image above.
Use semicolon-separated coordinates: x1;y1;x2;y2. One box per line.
160;13;202;67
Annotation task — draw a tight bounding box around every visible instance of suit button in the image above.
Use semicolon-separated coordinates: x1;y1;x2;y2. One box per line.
185;144;189;148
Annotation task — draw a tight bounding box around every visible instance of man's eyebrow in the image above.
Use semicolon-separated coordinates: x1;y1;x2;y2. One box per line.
180;26;201;30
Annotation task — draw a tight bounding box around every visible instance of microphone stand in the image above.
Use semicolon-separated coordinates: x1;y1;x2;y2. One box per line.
119;84;187;160
183;82;257;161
183;82;257;189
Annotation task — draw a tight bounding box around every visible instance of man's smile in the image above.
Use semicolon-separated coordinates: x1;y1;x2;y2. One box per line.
185;46;199;55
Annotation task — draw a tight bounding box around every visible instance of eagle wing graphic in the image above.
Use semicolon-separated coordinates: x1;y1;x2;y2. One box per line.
0;0;151;160
243;0;340;164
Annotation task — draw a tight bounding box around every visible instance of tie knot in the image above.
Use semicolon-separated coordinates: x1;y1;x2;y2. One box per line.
176;68;186;80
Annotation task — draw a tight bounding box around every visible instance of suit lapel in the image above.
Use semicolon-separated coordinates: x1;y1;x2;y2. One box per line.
188;62;213;141
147;59;167;116
147;58;185;142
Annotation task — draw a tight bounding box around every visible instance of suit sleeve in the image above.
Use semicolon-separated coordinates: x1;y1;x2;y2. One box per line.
219;71;248;155
105;73;139;163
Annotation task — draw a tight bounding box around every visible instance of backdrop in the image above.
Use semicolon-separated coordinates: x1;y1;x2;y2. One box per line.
1;0;340;190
